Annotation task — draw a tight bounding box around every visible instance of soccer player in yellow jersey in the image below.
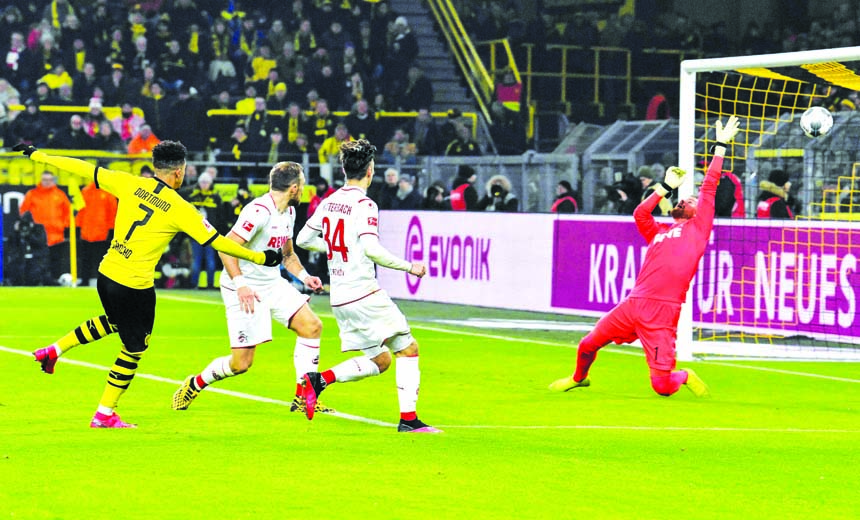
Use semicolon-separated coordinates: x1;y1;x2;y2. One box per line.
12;141;283;428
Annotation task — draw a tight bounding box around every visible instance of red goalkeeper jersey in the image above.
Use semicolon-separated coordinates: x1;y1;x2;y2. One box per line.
629;155;725;304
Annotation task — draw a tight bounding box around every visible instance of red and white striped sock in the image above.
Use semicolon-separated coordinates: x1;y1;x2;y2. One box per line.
192;355;235;390
396;355;420;420
294;337;320;396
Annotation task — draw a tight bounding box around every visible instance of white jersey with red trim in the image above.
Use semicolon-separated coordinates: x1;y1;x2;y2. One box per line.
220;193;294;288
303;186;381;306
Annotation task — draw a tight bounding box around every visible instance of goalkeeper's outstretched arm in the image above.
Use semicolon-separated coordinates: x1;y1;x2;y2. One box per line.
697;115;741;227
634;166;685;242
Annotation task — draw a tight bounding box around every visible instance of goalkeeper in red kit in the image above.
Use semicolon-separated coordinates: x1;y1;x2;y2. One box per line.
550;115;741;397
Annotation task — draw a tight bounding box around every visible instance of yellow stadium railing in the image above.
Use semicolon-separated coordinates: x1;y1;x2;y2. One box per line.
474;38;532;137
6;104;147;120
205;109;480;140
475;38;522;85
516;44;703;118
426;0;493;122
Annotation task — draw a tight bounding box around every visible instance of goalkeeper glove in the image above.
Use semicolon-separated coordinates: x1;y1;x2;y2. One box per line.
663;166;687;189
262;249;284;267
715;115;741;144
12;143;38;157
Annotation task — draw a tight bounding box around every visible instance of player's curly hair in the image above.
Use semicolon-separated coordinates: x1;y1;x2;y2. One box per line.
152;140;187;171
270;161;303;191
339;139;376;180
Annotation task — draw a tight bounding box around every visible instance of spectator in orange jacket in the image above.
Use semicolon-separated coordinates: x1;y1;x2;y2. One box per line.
127;124;161;155
75;181;118;285
19;171;71;280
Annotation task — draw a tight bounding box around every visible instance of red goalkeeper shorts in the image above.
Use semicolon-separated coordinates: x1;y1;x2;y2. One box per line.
589;297;682;371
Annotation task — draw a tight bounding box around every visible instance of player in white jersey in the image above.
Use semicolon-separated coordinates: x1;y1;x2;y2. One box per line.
296;139;441;433
172;161;334;414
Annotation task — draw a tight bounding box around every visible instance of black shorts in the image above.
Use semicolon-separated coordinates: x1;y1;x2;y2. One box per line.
97;274;155;352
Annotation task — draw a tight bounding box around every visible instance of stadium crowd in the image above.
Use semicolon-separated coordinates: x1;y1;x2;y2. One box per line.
0;1;835;287
0;0;453;157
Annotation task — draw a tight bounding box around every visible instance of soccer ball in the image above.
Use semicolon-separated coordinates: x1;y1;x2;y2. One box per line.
58;273;74;287
799;106;833;138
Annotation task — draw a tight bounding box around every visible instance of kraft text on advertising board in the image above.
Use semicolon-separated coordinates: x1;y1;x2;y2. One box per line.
552;219;860;340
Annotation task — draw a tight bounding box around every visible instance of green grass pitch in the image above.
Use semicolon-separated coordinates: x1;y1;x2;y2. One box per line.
0;287;858;519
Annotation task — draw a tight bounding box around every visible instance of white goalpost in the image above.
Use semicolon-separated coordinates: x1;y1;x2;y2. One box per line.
676;46;860;361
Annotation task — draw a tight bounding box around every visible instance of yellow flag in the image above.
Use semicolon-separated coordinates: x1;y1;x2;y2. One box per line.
68;179;86;212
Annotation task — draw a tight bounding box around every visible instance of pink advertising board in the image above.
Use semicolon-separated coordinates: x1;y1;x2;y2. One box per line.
376;211;555;310
377;211;860;342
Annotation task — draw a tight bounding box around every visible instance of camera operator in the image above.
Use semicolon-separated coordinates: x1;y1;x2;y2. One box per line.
478;174;518;212
7;212;53;285
604;172;643;215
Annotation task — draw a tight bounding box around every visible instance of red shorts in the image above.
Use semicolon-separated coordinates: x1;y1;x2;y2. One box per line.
588;297;682;371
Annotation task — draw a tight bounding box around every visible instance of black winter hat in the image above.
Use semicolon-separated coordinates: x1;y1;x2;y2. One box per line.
769;169;790;186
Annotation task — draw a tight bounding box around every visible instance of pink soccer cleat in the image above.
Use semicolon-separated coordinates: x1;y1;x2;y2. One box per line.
33;345;59;374
301;372;327;421
90;411;137;429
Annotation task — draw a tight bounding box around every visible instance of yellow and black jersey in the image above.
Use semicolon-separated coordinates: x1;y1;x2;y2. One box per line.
94;168;218;289
30;150;266;288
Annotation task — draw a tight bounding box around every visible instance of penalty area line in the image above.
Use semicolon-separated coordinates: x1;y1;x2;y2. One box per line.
3;345;856;434
157;294;643;357
0;345;394;428
157;294;860;383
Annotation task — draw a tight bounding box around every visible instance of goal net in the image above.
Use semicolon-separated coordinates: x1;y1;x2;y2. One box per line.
677;47;860;361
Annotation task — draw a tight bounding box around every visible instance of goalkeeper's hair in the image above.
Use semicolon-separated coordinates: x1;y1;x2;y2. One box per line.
339;139;376;180
269;161;303;191
152;141;187;170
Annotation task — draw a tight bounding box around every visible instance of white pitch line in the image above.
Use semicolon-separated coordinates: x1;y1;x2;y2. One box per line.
159;294;860;381
3;344;857;434
434;424;860;433
7;293;853;431
157;294;644;357
702;361;860;384
0;345;394;428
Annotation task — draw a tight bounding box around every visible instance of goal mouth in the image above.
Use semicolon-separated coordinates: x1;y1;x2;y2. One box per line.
677;47;860;362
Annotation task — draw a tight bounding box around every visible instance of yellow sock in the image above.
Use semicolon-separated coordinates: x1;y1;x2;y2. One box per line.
98;348;142;410
56;315;118;354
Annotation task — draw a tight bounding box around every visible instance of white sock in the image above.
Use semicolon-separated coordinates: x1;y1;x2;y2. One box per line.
201;355;235;385
294;337;320;383
51;344;62;357
96;405;113;416
395;356;420;415
331;356;380;383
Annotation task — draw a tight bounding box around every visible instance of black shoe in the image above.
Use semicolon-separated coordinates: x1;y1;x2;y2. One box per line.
397;418;443;433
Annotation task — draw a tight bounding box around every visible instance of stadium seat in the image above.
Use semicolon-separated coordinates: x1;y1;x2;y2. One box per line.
132;160;154;176
0;158;9;184
249;184;268;197
8;159;35;185
213;182;239;199
108;160;133;173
